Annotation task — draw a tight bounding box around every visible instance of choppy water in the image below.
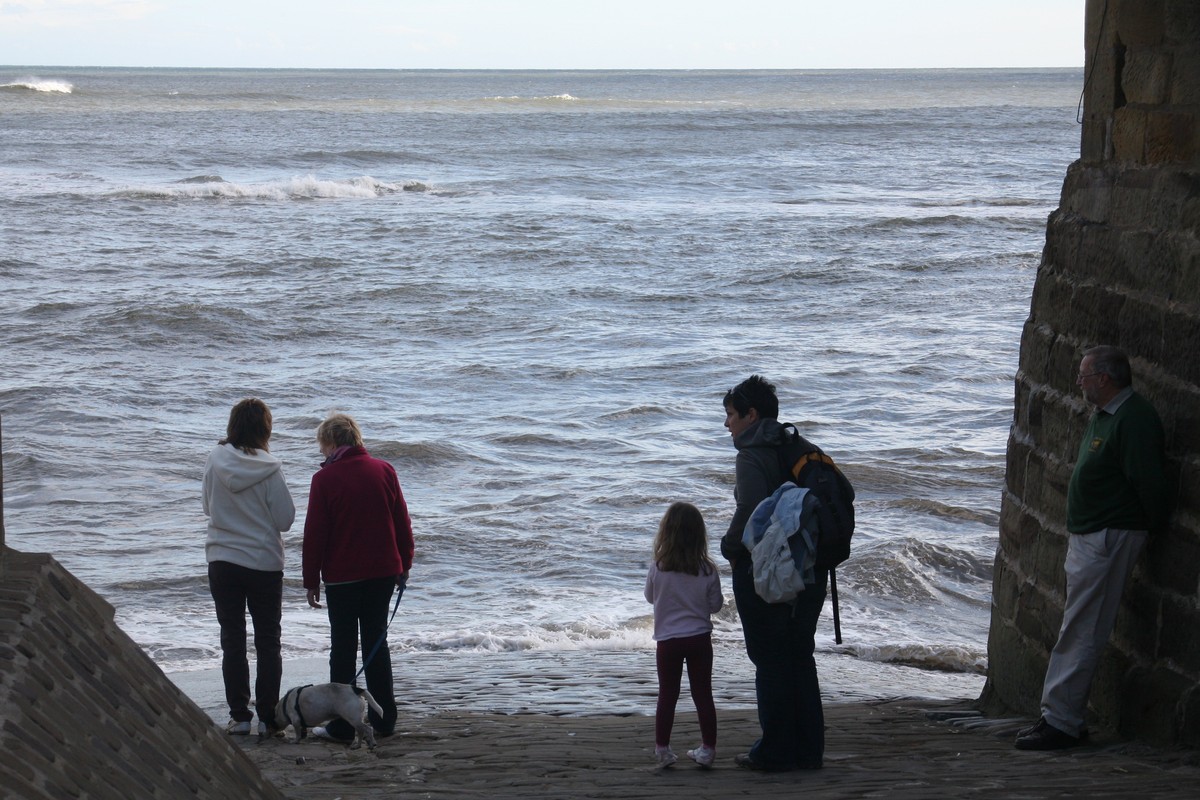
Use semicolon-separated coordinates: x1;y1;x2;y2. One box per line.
0;67;1081;709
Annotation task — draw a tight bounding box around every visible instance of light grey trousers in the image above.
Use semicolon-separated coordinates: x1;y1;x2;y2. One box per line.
1040;527;1147;737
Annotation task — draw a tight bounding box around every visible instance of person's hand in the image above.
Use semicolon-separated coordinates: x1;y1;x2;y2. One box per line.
396;571;409;590
306;588;322;609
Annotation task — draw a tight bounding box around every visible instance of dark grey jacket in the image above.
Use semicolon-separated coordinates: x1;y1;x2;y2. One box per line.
721;418;790;561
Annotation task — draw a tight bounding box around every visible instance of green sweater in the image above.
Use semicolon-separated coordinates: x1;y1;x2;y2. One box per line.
1067;389;1168;534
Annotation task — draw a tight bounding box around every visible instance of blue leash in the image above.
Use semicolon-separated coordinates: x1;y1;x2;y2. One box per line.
354;581;405;681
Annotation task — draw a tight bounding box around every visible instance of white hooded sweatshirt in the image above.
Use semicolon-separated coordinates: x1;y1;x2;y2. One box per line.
202;442;296;571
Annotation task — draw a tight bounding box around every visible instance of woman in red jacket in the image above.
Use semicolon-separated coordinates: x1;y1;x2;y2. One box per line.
303;413;414;740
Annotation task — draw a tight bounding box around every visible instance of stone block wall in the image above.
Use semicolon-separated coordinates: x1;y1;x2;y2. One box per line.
0;548;284;799
981;0;1200;745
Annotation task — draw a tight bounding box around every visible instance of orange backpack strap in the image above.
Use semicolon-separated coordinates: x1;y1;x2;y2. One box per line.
790;450;835;482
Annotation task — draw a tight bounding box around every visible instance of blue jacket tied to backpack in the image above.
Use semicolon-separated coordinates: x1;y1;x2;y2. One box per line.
743;483;820;603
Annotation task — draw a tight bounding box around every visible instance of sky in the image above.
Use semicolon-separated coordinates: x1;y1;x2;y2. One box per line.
0;0;1085;70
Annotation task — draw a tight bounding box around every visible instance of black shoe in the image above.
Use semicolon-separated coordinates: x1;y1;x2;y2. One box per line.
734;753;794;772
1015;718;1079;751
1018;717;1088;741
734;753;769;771
1016;718;1041;739
311;726;354;745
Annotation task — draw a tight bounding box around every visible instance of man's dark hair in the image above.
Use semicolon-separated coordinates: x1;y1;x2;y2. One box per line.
724;374;779;419
221;398;272;455
1085;345;1132;388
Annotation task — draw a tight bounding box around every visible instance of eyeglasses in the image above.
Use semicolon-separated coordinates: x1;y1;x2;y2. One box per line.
1077;371;1102;381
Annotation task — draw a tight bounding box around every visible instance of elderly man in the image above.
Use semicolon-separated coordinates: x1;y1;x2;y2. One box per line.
1016;346;1169;750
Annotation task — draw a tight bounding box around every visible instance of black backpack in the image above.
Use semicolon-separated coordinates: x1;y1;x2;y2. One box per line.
777;423;856;642
777;423;855;570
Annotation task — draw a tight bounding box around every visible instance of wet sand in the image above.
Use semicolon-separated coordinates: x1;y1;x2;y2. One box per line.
171;657;1199;799
220;697;1200;799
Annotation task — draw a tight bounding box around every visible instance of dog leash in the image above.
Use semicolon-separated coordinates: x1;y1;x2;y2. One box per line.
354;581;405;681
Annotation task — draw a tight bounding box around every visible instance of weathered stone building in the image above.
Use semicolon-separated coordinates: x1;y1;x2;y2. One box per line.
982;0;1200;745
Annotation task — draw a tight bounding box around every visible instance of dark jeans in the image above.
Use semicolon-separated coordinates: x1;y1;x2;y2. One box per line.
732;558;827;769
324;576;399;737
208;560;283;726
655;632;717;748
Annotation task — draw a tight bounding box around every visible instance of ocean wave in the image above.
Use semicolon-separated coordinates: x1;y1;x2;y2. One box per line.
598;404;670;420
0;258;35;276
486;94;578;103
110;575;211;594
1;78;73;93
293;149;440;166
840;641;987;674
914;197;1044;208
96;303;257;339
141;644;219;664
489;432;570;447
847;452;1005;493
18;301;85;317
110;175;431;201
842;537;992;601
861;214;975;230
888;498;999;525
399;623;652;654
369;439;465;465
281;414;333;433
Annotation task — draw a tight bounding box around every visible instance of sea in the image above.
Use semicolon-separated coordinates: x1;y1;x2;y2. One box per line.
0;67;1081;716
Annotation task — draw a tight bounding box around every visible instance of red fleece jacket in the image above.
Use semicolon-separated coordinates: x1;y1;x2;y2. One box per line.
302;446;414;589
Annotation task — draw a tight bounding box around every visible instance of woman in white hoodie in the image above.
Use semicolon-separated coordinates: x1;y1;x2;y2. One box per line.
203;398;296;735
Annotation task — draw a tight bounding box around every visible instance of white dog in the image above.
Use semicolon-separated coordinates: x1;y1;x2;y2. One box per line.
271;683;384;750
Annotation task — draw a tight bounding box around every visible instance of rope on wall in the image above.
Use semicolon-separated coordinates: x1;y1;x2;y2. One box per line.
1078;0;1109;124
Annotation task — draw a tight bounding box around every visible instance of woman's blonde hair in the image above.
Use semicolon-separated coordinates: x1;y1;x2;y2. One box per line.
316;413;364;448
653;501;715;576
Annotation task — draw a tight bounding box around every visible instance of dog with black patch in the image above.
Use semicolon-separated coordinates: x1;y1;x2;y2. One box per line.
271;683;385;750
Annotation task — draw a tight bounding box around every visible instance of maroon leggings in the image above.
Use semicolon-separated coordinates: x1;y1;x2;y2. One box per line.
655;632;717;747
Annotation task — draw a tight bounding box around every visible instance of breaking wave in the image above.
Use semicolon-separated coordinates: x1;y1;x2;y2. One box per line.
1;78;74;93
111;175;432;200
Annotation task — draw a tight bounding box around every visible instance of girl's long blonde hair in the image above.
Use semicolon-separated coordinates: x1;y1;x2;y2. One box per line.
653;501;716;576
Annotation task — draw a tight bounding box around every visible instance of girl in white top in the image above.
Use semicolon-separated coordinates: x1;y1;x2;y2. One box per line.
644;501;724;769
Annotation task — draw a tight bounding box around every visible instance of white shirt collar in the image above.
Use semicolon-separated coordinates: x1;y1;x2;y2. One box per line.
1101;386;1134;415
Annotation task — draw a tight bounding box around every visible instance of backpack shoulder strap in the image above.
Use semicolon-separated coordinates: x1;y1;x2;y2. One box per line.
777;423;828;481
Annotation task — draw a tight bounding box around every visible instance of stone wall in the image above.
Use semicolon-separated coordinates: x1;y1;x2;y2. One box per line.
0;547;284;799
981;0;1200;745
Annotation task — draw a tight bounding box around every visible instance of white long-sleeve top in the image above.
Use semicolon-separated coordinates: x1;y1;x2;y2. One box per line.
644;562;723;641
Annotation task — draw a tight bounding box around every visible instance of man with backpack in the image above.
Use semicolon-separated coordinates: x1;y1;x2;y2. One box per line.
720;375;831;772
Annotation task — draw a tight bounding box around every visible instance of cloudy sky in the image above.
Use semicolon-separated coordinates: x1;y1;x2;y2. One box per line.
0;0;1084;70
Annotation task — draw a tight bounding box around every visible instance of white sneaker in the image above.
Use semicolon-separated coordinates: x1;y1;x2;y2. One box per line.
655;746;677;769
687;744;715;767
225;719;252;735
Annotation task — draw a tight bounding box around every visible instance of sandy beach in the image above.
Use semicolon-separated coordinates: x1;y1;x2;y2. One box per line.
171;658;1200;800
222;701;1200;800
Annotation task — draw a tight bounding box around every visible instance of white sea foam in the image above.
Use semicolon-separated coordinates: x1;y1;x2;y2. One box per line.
1;77;74;93
487;93;578;102
113;175;429;200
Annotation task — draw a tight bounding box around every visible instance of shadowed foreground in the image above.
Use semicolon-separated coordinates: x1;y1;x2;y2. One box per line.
232;699;1200;799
